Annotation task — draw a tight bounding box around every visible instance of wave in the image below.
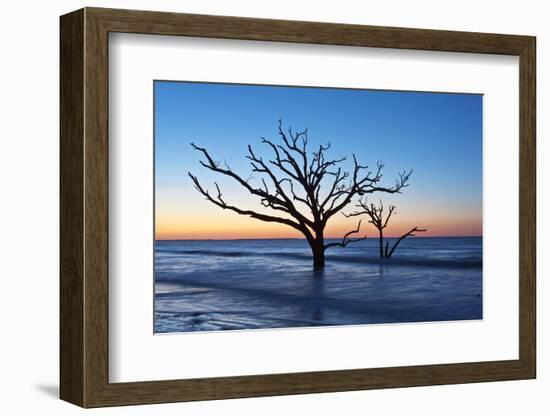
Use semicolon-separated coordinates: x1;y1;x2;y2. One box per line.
156;248;482;269
160;249;249;257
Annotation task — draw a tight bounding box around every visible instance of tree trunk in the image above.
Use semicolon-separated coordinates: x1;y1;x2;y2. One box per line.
312;245;325;269
378;229;384;258
311;230;325;269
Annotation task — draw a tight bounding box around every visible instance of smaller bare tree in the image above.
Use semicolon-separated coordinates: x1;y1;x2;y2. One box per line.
345;199;427;258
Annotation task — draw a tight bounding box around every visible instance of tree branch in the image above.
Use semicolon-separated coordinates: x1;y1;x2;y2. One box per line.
384;226;427;257
323;161;412;223
324;220;367;250
188;172;304;231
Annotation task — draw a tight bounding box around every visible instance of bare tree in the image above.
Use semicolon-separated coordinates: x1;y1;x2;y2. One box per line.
188;121;411;268
345;199;426;258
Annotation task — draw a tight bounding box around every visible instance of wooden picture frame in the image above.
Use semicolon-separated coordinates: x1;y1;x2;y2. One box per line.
60;7;536;408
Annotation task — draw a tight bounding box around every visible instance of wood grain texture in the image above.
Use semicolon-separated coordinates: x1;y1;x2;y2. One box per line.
59;8;84;406
88;7;532;54
83;10;110;406
518;38;536;375
59;7;537;408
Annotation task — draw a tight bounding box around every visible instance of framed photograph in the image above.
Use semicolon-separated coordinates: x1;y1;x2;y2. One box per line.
60;7;536;408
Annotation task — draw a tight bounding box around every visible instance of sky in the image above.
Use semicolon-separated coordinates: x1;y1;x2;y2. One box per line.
155;81;482;240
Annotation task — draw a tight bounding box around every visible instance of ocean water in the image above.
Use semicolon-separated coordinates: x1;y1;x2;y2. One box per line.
154;237;482;333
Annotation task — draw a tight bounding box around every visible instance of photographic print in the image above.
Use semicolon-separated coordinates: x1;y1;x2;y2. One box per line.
154;81;483;334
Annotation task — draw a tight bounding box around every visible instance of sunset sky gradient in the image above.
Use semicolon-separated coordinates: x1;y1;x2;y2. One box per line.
155;81;482;240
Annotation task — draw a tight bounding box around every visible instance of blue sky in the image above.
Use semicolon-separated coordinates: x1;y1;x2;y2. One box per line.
154;81;482;239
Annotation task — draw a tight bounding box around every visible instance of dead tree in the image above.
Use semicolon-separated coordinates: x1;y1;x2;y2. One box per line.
345;199;426;258
188;121;411;268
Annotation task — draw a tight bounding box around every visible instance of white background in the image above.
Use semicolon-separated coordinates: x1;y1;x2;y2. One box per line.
0;0;546;415
110;34;519;382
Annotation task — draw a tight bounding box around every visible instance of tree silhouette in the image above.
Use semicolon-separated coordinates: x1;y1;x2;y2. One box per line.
345;199;426;258
188;121;411;268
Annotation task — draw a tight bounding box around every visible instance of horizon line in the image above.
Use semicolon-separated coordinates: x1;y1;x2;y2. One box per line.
156;235;482;242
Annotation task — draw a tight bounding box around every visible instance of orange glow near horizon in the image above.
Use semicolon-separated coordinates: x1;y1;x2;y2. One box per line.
155;183;482;240
155;210;482;240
